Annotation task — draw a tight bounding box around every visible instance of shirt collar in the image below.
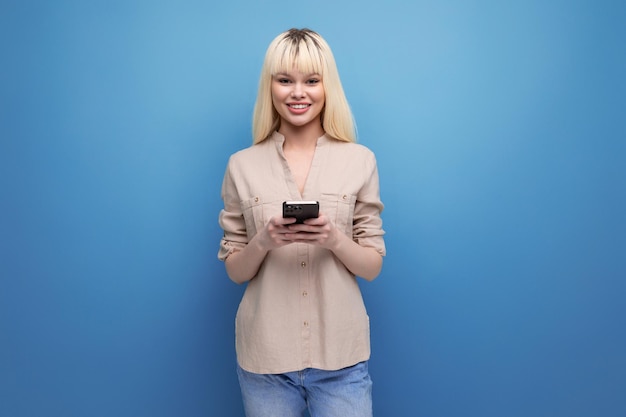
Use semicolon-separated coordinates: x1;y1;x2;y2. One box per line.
270;131;330;148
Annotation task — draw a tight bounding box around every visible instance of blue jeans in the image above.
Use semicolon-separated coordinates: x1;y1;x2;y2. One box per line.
237;361;373;417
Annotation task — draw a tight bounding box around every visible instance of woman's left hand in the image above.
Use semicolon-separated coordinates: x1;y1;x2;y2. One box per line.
284;213;339;250
286;212;382;281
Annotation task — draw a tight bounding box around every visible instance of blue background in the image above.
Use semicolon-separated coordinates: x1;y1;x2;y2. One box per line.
1;1;625;416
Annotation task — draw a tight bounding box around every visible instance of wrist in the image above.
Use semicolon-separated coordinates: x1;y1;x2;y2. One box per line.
327;227;345;252
251;231;271;254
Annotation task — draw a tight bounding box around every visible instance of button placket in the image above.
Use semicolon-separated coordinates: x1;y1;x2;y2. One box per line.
298;245;311;367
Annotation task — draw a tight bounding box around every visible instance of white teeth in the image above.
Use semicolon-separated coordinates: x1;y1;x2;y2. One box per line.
290;104;308;109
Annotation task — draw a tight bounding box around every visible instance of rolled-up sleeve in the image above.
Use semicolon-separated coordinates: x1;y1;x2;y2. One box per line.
218;158;248;261
353;152;386;256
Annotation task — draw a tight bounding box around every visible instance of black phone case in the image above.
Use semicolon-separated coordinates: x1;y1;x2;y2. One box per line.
282;201;319;224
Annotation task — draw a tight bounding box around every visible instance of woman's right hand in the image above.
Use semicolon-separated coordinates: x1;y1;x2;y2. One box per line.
256;216;298;250
225;215;297;284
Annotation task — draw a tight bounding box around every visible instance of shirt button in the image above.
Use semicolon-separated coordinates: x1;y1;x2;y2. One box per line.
304;321;309;327
342;194;347;200
302;291;308;297
301;261;306;268
254;197;259;202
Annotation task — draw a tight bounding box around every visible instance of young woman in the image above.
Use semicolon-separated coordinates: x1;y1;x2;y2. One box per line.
218;28;386;417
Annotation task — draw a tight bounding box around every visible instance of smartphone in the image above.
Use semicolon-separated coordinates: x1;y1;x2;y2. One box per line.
282;201;319;224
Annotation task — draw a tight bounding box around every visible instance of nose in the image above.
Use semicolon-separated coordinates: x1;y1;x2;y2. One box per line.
291;82;305;98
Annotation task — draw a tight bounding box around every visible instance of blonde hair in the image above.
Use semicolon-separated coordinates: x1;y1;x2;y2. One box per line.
252;28;356;144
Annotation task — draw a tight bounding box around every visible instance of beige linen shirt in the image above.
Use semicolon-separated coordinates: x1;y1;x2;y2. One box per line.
218;132;385;374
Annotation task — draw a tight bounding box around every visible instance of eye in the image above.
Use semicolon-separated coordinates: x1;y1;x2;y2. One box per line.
277;78;291;84
306;78;320;84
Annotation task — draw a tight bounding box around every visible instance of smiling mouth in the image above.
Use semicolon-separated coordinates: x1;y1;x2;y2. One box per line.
288;104;310;109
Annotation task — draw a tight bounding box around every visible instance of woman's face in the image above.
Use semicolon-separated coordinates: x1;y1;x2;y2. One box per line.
271;69;325;132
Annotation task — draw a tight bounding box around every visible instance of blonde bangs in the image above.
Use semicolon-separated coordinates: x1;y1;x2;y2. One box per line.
268;36;326;77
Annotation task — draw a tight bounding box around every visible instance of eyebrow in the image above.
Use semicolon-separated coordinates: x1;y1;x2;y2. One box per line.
274;72;321;78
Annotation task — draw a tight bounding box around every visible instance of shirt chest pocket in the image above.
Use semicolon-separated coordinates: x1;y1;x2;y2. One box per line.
241;196;282;239
320;193;357;236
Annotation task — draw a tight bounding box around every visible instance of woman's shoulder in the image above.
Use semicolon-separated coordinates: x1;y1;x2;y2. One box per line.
327;139;377;161
228;140;273;164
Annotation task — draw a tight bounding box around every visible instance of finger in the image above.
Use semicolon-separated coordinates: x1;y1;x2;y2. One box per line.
304;214;329;226
278;217;298;226
288;224;319;234
286;231;319;242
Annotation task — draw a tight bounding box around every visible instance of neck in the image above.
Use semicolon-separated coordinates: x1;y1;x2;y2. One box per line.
279;121;325;150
